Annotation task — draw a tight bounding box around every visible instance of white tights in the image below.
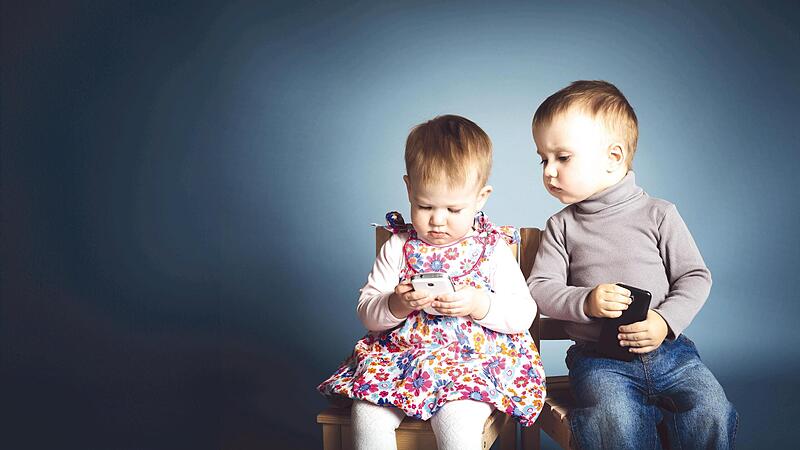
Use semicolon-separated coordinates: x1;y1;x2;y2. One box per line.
351;399;494;450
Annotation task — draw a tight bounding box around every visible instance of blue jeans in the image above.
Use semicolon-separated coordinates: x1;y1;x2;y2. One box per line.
566;335;738;450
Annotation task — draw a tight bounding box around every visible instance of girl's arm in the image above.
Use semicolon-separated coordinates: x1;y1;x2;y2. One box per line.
356;233;407;332
473;240;538;334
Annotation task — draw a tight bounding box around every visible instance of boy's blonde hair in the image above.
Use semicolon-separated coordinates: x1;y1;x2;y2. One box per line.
533;80;639;169
405;115;492;188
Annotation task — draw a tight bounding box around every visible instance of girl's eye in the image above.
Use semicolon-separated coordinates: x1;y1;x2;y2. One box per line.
448;209;462;214
419;206;431;210
558;156;570;162
539;159;547;166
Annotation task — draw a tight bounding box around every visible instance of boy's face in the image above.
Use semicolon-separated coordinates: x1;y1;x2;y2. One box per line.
404;175;491;246
533;109;623;204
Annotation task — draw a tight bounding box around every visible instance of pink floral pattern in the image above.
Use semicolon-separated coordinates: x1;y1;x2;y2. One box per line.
318;213;545;426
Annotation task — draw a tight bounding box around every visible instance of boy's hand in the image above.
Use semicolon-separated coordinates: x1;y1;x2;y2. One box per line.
618;309;669;354
584;283;632;318
432;286;490;319
388;280;435;319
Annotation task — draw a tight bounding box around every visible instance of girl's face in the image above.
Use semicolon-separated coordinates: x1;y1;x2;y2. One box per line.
404;175;492;246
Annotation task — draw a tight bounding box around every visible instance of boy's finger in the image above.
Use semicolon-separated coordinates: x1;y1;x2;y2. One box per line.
603;292;632;304
610;284;631;297
603;301;629;311
618;331;648;342
618;321;647;333
628;345;656;354
619;337;653;347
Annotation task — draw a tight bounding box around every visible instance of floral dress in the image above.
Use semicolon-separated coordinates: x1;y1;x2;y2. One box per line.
318;213;545;426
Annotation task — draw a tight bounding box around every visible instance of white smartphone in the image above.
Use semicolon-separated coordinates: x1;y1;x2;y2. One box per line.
410;272;455;315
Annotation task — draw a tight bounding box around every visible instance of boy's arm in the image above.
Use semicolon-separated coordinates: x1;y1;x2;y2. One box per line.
527;217;594;323
357;234;407;331
473;240;537;334
652;205;712;338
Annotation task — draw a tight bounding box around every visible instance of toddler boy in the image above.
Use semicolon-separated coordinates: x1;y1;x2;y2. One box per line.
528;80;737;449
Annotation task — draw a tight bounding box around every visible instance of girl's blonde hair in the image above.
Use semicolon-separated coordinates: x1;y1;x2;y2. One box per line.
405;115;492;188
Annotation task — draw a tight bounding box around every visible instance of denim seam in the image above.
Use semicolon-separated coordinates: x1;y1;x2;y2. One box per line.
640;355;654;397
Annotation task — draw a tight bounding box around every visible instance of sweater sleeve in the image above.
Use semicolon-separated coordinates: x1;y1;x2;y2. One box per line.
527;216;594;323
474;240;537;334
652;205;712;338
356;233;407;332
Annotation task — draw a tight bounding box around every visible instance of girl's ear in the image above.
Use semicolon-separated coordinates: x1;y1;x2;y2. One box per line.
475;185;493;210
403;175;412;201
607;143;627;172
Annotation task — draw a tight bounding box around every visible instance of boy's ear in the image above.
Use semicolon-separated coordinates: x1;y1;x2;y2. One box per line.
475;185;493;210
607;144;626;172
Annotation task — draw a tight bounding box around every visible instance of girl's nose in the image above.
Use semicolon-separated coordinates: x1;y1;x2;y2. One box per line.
544;164;558;178
431;210;447;225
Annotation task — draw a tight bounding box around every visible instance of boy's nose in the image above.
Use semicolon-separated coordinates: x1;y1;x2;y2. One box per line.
544;165;558;178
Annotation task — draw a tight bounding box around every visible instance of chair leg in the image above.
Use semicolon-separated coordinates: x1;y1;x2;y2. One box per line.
321;423;342;450
499;421;516;450
521;423;541;450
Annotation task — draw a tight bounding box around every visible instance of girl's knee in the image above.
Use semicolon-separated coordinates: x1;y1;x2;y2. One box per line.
351;399;405;431
432;399;493;427
431;400;493;450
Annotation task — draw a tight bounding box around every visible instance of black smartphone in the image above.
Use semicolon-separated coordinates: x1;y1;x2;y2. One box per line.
597;283;652;361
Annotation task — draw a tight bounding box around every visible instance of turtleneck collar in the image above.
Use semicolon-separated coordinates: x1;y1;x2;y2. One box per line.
575;171;644;214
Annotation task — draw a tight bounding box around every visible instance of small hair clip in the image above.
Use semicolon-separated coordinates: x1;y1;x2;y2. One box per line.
385;211;411;233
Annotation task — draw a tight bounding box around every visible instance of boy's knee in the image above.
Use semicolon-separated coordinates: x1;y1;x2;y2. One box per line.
577;395;651;431
696;396;737;428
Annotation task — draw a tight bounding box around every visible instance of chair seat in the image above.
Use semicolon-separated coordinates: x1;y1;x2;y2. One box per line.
317;405;513;450
538;375;574;449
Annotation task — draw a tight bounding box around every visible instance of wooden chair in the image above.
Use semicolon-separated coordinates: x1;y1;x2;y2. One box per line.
517;228;575;450
316;227;516;450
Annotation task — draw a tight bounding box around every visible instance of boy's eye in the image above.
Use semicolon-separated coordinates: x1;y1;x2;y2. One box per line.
418;206;432;210
539;159;547;166
448;209;462;214
558;156;570;162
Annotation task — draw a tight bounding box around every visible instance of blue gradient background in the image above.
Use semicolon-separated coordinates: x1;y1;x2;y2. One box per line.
2;1;798;449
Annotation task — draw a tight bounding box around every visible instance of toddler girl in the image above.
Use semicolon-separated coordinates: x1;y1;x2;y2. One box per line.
318;115;545;450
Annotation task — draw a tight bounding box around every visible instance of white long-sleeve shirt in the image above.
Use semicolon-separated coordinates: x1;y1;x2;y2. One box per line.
357;232;537;334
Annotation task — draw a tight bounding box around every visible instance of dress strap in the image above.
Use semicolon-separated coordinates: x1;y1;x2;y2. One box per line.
474;211;519;245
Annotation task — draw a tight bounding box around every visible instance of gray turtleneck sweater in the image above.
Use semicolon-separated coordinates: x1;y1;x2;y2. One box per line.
527;171;712;343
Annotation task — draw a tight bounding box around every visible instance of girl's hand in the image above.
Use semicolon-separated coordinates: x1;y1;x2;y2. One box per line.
584;283;632;318
388;280;435;319
617;309;669;354
431;286;490;319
